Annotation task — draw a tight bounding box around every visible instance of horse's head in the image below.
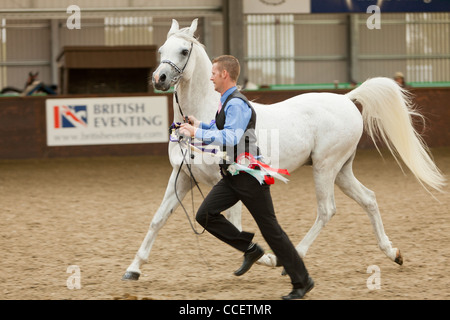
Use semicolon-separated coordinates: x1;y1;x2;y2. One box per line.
152;19;199;91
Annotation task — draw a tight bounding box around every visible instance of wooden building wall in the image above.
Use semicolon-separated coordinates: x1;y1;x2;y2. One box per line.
0;87;449;159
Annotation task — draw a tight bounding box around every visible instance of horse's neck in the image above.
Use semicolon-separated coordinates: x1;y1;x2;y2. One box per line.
174;52;219;122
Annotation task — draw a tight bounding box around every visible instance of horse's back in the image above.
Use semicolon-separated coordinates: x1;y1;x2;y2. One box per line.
253;91;362;135
255;91;359;117
252;92;364;171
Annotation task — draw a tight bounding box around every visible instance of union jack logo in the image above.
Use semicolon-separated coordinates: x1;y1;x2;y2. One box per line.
53;105;87;129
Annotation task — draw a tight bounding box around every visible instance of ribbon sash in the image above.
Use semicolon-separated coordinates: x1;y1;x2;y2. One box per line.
230;152;290;185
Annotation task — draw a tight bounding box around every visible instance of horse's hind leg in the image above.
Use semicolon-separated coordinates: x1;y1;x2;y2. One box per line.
226;201;243;231
335;155;403;265
294;165;339;259
258;163;339;268
122;168;194;280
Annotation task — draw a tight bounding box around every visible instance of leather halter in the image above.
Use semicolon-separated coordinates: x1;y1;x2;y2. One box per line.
160;41;194;83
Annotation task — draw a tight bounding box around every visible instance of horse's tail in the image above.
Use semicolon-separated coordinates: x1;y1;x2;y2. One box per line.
346;77;446;194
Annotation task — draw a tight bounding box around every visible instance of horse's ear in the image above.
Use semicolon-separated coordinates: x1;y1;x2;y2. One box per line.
188;18;198;36
167;19;179;38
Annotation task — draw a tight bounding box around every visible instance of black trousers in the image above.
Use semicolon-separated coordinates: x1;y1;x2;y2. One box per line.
196;170;310;287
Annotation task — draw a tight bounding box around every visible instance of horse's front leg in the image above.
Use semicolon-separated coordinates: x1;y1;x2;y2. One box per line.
122;168;193;280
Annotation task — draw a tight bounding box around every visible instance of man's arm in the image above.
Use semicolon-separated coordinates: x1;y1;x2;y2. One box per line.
195;98;252;146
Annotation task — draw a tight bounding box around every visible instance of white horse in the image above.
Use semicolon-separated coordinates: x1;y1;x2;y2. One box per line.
122;19;445;280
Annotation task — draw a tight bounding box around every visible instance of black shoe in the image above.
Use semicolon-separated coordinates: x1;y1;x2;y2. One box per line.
282;277;314;300
234;244;264;276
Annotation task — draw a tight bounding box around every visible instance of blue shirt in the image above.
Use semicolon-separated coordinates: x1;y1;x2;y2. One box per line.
194;87;252;147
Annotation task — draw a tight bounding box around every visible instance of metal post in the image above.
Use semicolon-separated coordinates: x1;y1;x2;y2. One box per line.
50;19;59;87
348;14;359;83
222;0;245;86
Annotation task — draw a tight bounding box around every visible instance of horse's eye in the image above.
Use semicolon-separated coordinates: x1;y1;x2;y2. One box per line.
182;49;189;56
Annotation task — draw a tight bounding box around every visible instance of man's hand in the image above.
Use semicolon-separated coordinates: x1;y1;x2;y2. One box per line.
179;123;195;138
187;115;200;128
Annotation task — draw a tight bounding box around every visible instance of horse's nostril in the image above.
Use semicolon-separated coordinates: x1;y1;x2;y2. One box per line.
160;74;166;82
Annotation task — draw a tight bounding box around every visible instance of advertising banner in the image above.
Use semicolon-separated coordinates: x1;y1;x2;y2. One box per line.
311;0;450;13
244;0;450;14
244;0;310;14
46;96;168;146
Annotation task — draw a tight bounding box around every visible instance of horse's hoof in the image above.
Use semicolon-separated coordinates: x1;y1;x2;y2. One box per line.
122;271;140;281
394;249;403;265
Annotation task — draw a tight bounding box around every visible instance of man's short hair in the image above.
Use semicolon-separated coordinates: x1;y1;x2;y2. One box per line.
212;55;240;82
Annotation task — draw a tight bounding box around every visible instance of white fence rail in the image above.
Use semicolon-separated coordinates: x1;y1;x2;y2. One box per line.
0;11;449;90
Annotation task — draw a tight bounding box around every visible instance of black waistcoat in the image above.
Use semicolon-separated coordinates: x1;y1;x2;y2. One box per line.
215;89;260;168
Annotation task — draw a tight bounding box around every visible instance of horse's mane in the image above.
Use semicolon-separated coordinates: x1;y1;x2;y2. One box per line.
168;28;205;50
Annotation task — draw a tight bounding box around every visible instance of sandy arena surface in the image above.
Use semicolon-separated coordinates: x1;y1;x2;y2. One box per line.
0;147;449;300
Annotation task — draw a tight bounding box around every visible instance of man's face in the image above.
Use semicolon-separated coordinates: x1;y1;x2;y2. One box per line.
210;63;225;93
